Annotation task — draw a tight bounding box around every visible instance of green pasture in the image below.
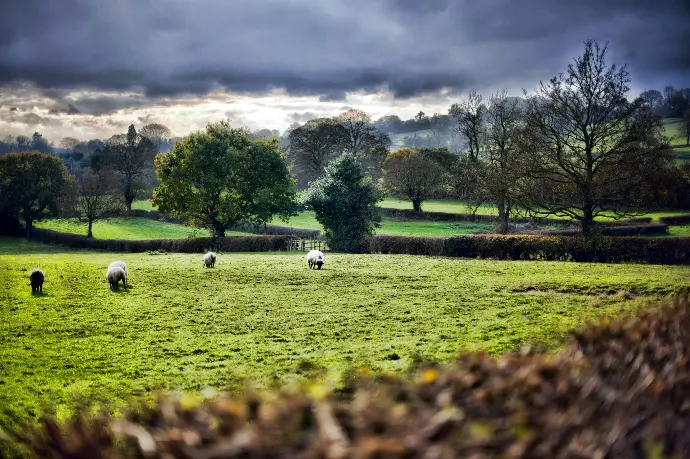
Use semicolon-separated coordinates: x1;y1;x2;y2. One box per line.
2;237;688;424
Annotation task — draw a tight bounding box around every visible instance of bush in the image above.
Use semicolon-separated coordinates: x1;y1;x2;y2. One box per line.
6;295;690;458
369;234;690;264
659;214;690;225
28;228;291;253
544;223;668;237
227;222;321;239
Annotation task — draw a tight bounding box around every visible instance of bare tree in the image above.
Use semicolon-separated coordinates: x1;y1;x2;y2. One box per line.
140;123;172;152
515;40;674;235
336;109;391;158
76;170;120;238
60;137;80;150
101;125;157;211
485;92;525;233
449;91;487;161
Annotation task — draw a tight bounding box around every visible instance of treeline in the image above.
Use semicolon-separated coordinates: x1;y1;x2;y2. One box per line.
2;40;689;244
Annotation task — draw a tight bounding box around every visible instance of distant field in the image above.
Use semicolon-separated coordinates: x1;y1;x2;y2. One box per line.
3;236;689;423
380;198;498;215
35;218;227;240
131;200;155;211
272;210;494;236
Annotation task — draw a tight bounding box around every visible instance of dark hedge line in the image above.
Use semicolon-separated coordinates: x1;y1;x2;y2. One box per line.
543;223;668;237
5;295;690;458
370;234;690;264
659;214;690;225
228;222;322;239
378;207;569;226
28;228;292;252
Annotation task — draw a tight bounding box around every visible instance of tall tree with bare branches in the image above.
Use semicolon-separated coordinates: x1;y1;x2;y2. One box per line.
449;91;487;161
515;40;673;235
485;92;525;233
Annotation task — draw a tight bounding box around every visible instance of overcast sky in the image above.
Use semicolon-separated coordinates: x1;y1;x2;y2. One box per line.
0;0;688;141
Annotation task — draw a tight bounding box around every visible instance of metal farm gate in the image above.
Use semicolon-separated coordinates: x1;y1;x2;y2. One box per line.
288;239;329;252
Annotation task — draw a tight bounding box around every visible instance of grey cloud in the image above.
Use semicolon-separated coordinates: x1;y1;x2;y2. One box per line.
0;0;688;111
288;112;318;123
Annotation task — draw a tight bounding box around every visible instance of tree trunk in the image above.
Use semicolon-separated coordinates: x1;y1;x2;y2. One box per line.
497;194;508;234
211;220;226;239
412;199;423;212
87;220;93;238
25;218;33;238
582;206;595;237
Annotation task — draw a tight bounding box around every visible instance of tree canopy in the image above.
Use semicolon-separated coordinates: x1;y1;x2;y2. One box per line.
382;148;448;211
0;151;74;237
305;153;382;252
515;40;674;235
153;121;297;238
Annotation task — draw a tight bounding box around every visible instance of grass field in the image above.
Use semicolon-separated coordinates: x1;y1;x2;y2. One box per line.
271;210;495;236
2;236;688;423
33;218;228;239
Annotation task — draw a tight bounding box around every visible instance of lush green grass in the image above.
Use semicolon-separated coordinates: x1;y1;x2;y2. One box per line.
131;200;155;211
34;218;251;240
2;237;688;423
272;211;494;236
381;198;499;216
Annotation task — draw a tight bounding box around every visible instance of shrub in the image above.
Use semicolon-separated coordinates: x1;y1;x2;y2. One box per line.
659;214;690;225
367;234;690;265
544;223;668;237
5;295;690;458
305;154;382;253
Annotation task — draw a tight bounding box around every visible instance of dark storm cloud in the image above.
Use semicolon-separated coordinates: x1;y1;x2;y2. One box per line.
0;0;688;111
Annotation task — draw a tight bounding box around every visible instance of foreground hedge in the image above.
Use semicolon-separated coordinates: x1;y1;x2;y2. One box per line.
370;234;690;264
29;228;291;252
5;295;690;458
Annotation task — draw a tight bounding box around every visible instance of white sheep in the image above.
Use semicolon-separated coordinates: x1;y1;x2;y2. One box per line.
306;250;325;270
204;251;217;268
108;261;128;277
28;269;45;293
106;266;127;290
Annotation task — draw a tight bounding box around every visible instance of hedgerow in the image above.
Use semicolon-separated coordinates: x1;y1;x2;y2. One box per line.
29;228;291;252
370;234;690;264
4;294;690;458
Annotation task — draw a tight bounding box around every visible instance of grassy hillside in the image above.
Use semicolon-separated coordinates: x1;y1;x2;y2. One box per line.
2;237;688;422
34;218;247;239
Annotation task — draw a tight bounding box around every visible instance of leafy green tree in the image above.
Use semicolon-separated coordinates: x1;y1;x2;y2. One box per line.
382;148;447;211
305;153;382;252
0;151;75;237
153;121;297;238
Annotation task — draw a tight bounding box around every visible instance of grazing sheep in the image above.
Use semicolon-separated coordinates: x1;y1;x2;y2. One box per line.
204;251;217;268
28;269;44;293
106;266;127;290
108;261;128;277
306;250;325;270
